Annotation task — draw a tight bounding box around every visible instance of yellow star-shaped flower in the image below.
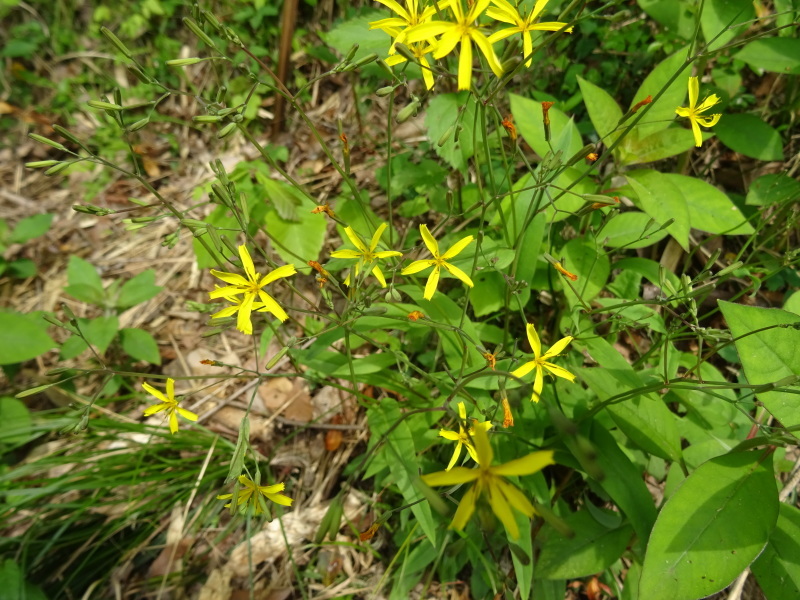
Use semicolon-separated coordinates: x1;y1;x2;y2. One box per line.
675;76;722;147
330;223;402;288
422;426;554;538
487;0;574;67
511;322;576;402
217;474;293;515
142;378;198;434
369;0;440;52
401;224;474;300
439;401;493;470
208;245;296;335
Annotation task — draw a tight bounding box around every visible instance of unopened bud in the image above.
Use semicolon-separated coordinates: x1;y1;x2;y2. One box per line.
100;27;133;59
217;122;237;139
166;57;206;66
87;100;124;111
26;160;61;168
127;117;149;132
437;125;455;147
395;99;420;123
45;162;71;176
28;134;67;152
193;115;224;123
183;17;217;48
566;144;597;166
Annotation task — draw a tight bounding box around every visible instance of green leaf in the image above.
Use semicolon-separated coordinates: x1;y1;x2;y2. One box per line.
117;269;162;309
470;271;506;317
598;211;669;249
119;328;161;365
510;93;584;160
0;559;48;600
629;50;690;138
537;510;633;579
735;37;800;75
746;173;800;206
59;336;88;360
0;312;55;365
320;11;390;63
663;174;754;235
627;169;690;250
588;423;658;552
593;298;666;333
192;205;238;270
639;450;779;600
10;213;53;244
718;301;800;427
255;173;304;222
577;75;623;143
263;197;327;265
425;92;476;171
83;316;120;355
580;337;682;462
701;0;754;51
612;256;681;292
637;0;695;39
751;503;800;600
0;396;33;446
560;238;610;308
714;113;784;161
330;353;396;377
65;255;105;305
619;127;697;166
367;398;438;547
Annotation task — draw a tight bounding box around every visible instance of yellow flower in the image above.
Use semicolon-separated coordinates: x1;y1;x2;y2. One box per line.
406;0;503;91
209;245;296;335
439;401;493;470
422;426;554;538
487;0;574;67
384;41;439;90
369;0;440;52
217;474;293;515
401;224;474;300
142;378;198;434
330;223;402;288
511;322;575;402
675;76;722;147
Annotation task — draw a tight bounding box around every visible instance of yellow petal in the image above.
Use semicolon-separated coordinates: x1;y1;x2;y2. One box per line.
343;226;368;253
486;0;520;24
177;407;199;422
472;425;493;466
687;76;699;110
457;401;467;420
495;478;536;517
374;250;402;258
690;119;703;147
258;291;289;322
457;36;472;91
446;442;463;470
330;249;361;259
450;483;479;531
511;359;537;379
401;259;434;275
486;480;519;538
169;410;179;434
532;365;544;402
369;223;388;251
142;382;169;404
265;491;293;506
209;270;249;286
261;263;297;286
470;30;503;78
424;265;441;300
143;402;169;416
542;335;573;359
542;361;576;382
371;264;388;287
165;378;175;400
492;449;555;477
443;262;474;287
419;224;439;256
439;429;461;441
525;323;542;358
440;235;474;260
238;245;257;283
236;294;255;335
422;466;480;487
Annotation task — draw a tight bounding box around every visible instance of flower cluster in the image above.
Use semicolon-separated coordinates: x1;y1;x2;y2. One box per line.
371;0;573;90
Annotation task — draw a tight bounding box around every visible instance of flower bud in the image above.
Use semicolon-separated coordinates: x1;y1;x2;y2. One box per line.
100;27;133;59
28;134;67;152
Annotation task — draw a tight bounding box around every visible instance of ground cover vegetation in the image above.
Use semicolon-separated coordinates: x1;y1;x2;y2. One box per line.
1;0;799;598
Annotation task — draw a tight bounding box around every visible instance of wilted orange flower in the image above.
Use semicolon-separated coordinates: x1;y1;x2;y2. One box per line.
632;95;652;113
553;262;578;281
586;152;598;162
359;522;382;542
541;101;554;124
200;359;218;366
501;397;514;428
308;260;329;276
501;115;517;141
483;351;497;370
590;196;620;210
408;310;425;321
312;204;335;218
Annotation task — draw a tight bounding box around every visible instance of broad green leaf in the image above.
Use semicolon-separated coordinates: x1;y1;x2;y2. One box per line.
751;503;800;600
588;423;658;552
627;169;690;250
714;113;784;161
735;37;800;75
637;0;695;39
537;509;633;579
59;336;88;360
639;450;778;600
612;256;681;292
593;298;666;334
426;92;476;171
117;269;162;309
510;510;534;600
320;11;390;64
367;398;438;546
620;127;697;166
544;167;595;223
0;559;47;600
599;211;669;249
264;197;327;265
10;213;53;244
718;301;800;427
629;50;690;138
0;396;33;446
83;316;119;355
701;0;754;51
560;238;610;308
785;291;800;316
470;271;507;317
577;75;623;143
510;93;584;160
65;255;105;305
0;312;55;365
119;327;161;365
330;353;396;377
580;337;682;462
255;174;304;222
663;173;754;235
746;173;800;206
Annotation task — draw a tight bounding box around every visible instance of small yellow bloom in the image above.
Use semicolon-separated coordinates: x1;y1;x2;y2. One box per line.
406;0;503;91
487;0;574;67
369;0;440;52
142;378;198;434
209;245;296;335
401;224;474;300
217;474;293;515
439;401;493;470
675;76;722;147
330;223;401;288
512;322;576;402
384;41;439;90
422;426;554;538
